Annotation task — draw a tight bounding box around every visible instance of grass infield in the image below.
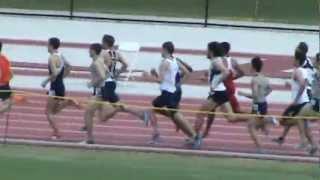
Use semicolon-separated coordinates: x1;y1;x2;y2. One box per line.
0;144;318;180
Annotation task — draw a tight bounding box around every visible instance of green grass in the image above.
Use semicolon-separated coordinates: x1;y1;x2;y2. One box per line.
0;0;70;11
0;145;319;180
0;0;319;24
208;0;320;24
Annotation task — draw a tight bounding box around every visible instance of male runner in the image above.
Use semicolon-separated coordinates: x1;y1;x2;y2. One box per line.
145;56;193;134
194;42;239;148
41;37;80;139
148;41;199;146
238;57;274;152
81;35;150;144
297;42;314;100
287;53;320;155
272;50;311;150
82;43;107;144
203;41;245;138
0;41;14;113
272;44;316;150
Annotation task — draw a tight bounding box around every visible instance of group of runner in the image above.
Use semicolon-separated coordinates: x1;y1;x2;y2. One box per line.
0;36;319;155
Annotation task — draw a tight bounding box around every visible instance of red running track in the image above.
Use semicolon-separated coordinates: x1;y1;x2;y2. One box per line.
1;89;319;157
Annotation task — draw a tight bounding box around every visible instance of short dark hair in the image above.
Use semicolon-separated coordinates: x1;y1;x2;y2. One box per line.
295;49;306;66
162;41;175;54
102;34;115;47
221;42;231;55
251;56;263;72
48;37;60;49
90;43;103;55
0;41;2;52
208;41;223;57
297;42;308;54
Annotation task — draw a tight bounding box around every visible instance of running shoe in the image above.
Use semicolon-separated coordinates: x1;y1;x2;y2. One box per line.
79;140;95;145
272;137;284;145
192;135;203;150
148;133;161;145
80;126;87;131
309;146;318;156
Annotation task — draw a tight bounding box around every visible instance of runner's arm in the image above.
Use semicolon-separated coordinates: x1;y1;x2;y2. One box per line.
231;58;245;79
88;61;106;88
118;53;128;74
177;60;191;84
176;58;193;73
62;56;72;78
7;57;13;80
41;57;59;87
238;78;256;99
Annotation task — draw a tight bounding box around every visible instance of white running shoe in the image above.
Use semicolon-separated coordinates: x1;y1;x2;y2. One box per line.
79;140;95;145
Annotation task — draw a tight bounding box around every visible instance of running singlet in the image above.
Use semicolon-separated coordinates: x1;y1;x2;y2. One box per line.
209;57;226;92
160;58;179;93
282;68;310;118
0;54;13;101
48;53;65;97
303;58;315;90
311;71;320;112
311;71;320;98
99;49;120;103
152;57;179;110
105;49;118;82
291;67;309;104
208;57;229;106
0;54;12;85
223;57;236;94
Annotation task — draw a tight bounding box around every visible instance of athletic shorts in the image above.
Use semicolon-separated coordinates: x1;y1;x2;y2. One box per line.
283;102;308;117
252;102;268;115
49;82;65;97
93;87;103;97
153;90;177;110
0;84;12;101
311;98;320;112
208;91;229;106
101;81;119;103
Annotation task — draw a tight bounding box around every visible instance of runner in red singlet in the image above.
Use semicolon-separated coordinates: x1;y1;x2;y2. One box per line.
203;42;245;138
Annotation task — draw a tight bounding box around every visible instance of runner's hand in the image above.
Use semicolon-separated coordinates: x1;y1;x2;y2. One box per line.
285;81;291;88
41;80;48;88
150;68;158;77
114;69;121;79
142;71;151;80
